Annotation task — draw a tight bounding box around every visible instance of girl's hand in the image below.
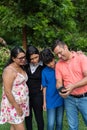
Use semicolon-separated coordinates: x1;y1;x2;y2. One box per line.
43;102;46;111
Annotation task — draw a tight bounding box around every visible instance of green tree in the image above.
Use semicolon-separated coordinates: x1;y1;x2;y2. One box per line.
0;0;87;51
0;0;31;49
72;0;87;32
0;0;76;48
69;0;87;51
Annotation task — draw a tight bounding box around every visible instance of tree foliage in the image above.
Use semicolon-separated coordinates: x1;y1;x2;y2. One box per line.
0;0;87;51
0;47;10;77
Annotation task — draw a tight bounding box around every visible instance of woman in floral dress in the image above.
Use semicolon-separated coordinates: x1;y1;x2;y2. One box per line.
0;46;29;130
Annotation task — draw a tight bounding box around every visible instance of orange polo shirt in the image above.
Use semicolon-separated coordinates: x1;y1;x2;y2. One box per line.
55;52;87;95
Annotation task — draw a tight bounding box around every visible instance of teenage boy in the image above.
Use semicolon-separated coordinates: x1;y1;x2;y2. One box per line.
40;48;64;130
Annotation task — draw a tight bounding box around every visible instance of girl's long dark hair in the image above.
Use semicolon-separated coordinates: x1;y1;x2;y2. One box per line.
26;45;39;63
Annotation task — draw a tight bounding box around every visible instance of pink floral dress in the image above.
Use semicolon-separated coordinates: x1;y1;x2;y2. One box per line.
0;70;29;124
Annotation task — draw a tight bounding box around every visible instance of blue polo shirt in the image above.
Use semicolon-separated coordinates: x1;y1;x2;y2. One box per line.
42;66;64;109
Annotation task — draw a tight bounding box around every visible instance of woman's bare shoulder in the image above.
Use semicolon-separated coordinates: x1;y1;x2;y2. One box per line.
3;66;16;78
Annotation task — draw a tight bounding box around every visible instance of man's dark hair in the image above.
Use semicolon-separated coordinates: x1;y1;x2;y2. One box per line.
51;39;66;51
40;48;54;64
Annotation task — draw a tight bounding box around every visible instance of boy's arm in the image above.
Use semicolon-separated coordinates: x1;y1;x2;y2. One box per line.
43;87;46;111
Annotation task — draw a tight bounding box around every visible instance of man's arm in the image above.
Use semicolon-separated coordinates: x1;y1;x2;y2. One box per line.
55;63;67;97
61;55;87;97
66;55;87;91
66;72;87;93
56;79;68;98
56;79;63;89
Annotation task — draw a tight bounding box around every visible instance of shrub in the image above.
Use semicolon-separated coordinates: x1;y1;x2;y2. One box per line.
0;47;10;78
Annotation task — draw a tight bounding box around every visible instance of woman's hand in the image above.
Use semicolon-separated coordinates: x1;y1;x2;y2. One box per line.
15;105;23;116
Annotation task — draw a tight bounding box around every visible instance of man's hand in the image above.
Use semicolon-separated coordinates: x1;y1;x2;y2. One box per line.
59;84;74;98
76;50;84;55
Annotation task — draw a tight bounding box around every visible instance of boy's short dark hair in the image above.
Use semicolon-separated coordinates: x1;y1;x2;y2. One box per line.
40;48;54;64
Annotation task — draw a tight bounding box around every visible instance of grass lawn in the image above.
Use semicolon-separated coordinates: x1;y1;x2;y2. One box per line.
0;82;87;130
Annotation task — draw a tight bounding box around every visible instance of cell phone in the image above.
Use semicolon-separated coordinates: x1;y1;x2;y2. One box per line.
58;86;67;93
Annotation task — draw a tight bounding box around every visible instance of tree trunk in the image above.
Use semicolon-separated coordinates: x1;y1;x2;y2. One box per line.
22;25;27;50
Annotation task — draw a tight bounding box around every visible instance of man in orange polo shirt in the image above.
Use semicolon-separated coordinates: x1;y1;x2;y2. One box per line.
52;39;87;130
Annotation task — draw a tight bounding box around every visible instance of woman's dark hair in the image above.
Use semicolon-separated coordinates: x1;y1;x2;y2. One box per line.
5;46;25;67
40;48;54;64
26;45;39;63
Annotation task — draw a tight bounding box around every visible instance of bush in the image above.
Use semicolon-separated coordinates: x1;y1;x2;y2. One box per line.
0;47;10;78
